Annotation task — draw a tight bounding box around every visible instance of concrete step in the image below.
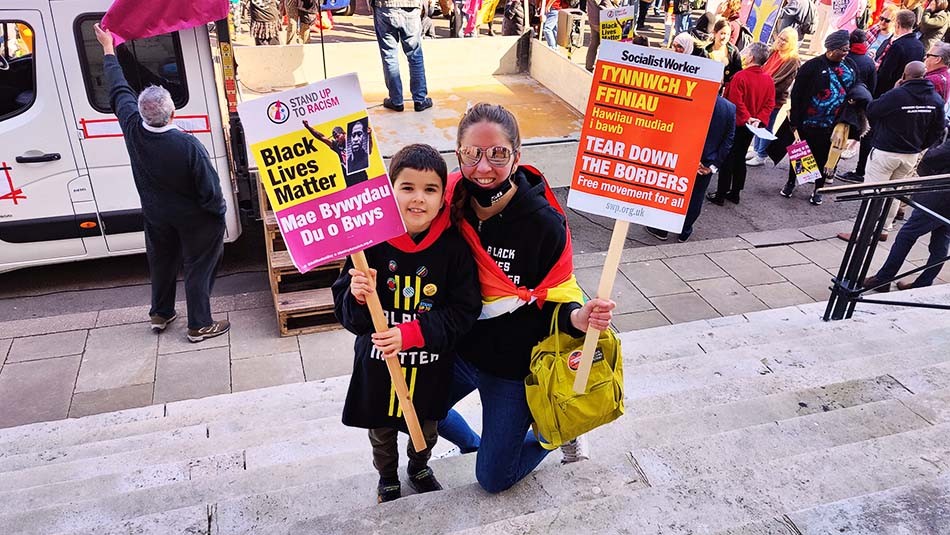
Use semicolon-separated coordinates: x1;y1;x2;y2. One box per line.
632;397;933;485
627;341;950;419
0;375;351;457
0;414;362;492
4;446;478;535
785;473;950;534
451;423;950;534
255;457;642;535
52;504;213;535
622;323;947;399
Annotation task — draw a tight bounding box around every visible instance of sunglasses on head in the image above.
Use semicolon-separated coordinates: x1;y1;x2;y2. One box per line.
457;145;516;167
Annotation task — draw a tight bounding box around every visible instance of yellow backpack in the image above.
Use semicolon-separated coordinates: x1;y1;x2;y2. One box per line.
525;304;624;450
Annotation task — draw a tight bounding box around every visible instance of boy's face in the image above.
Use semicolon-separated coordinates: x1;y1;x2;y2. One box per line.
393;168;444;237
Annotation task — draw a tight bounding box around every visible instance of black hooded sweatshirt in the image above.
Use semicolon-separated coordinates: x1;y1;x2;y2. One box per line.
458;166;584;381
868;78;948;154
332;222;481;430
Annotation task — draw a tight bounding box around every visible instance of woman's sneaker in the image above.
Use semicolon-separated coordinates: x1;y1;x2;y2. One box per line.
560;435;590;463
187;320;230;343
149;313;177;333
779;182;795;198
746;155;767;167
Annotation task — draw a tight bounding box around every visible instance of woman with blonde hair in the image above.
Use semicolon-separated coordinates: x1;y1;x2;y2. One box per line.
748;26;802;166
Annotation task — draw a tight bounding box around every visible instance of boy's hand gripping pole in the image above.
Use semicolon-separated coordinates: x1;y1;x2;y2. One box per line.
352;251;428;452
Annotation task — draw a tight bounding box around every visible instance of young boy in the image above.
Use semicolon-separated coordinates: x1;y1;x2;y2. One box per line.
331;144;481;503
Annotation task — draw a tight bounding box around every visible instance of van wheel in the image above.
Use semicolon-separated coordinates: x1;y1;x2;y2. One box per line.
334;2;356;16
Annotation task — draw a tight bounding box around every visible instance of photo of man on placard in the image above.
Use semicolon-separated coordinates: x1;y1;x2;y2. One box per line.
346;118;371;178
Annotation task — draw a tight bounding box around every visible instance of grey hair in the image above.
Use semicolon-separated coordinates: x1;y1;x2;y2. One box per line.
744;41;770;66
934;42;950;66
137;85;174;127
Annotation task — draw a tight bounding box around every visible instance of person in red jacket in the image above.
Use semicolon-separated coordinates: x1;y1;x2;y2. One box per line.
707;42;776;205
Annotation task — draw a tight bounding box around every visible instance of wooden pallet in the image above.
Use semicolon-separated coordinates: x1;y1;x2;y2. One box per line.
258;177;344;336
275;287;338;336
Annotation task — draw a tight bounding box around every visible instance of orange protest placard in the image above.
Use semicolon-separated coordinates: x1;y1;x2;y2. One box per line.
568;41;724;233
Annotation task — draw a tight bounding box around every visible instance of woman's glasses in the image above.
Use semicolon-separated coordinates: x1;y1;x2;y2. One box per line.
457;145;515;167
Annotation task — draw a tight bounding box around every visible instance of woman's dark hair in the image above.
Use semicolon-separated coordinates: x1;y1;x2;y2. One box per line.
388;143;447;188
713;18;730;35
450;103;522;224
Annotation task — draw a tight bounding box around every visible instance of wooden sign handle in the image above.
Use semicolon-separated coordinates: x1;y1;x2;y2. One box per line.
573;219;628;394
351;251;428;453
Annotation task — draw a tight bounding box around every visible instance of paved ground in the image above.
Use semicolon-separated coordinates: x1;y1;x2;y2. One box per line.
1;215;944;429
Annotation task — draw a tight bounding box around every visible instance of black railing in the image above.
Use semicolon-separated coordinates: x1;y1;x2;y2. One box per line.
820;173;950;321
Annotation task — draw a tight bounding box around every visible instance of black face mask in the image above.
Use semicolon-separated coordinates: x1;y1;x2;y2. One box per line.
463;175;514;208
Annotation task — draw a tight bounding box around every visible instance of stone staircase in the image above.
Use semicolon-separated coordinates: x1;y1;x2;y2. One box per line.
2;286;950;534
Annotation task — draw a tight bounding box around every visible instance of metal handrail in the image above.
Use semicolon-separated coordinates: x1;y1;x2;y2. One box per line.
819;173;950;321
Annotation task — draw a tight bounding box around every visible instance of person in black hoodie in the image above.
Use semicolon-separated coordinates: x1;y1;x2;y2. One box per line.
332;144;481;503
437;103;616;493
862;135;950;291
862;61;946;233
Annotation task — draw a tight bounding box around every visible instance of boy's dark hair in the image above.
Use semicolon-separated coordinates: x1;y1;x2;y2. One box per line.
388;143;448;187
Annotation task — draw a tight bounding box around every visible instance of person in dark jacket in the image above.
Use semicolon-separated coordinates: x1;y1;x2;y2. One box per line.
333;144;481;503
840;9;925;183
647;95;736;241
708;42;775;205
919;0;949;53
698;19;744;87
780;29;858;205
438;103;616;493
864;61;947;231
862;136;950;291
94;24;230;342
849;29;879;95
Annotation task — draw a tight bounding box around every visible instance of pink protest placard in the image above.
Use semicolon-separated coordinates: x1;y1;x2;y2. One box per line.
238;74;406;272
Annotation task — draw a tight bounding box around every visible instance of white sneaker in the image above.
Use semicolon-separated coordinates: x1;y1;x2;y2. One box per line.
747;155;767;167
560;435;590;463
745;151;757;161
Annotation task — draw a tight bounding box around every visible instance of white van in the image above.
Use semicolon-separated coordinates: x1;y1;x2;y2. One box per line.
0;0;244;273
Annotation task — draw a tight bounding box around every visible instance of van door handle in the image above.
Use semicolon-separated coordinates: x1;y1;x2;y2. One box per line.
17;153;62;163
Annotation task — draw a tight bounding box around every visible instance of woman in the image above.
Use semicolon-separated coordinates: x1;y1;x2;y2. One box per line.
721;0;744;46
748;27;802;166
438;103;616;493
476;0;503;35
698;18;744;87
671;31;695;54
249;0;281;45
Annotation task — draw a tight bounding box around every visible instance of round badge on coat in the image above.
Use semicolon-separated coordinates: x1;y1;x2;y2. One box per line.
568;350;583;371
423;283;438;296
416;266;429;277
387;277;396;291
388;260;398;272
402;286;415;298
417;299;433;313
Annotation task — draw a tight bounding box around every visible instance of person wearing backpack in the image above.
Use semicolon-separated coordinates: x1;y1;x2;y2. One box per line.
776;0;817;40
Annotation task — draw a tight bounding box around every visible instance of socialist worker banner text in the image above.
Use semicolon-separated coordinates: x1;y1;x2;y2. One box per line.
568;41;723;233
238;74;405;273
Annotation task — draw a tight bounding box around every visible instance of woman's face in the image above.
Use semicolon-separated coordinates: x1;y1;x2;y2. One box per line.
458;121;519;191
673;43;685;53
775;32;790;53
715;26;730;45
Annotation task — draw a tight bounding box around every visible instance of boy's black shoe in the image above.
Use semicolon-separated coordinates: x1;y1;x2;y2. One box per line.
414;97;434;112
377;478;402;503
383;98;404;112
809;192;823;206
407;466;443;494
706;192;726;206
725;192;740;204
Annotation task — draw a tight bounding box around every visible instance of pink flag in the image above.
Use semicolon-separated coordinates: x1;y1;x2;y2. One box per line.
102;0;230;45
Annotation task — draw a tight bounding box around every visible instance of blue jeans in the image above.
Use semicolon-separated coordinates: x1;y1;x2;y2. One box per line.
675;12;690;34
753;108;781;158
875;208;950;288
438;358;552;493
373;6;428;106
542;10;558;48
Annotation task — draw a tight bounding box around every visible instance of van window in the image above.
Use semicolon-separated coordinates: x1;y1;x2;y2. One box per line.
75;15;188;113
0;21;36;121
